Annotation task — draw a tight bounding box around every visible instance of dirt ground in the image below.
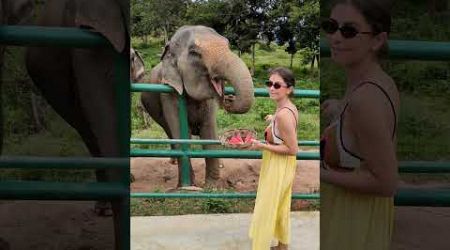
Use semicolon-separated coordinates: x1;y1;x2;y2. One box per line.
0;201;114;250
131;157;320;210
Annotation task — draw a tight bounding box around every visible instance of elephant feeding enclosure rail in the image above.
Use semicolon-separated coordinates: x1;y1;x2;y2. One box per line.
0;26;130;250
131;39;450;206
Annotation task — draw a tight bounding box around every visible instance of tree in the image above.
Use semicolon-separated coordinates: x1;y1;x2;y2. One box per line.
131;0;188;43
294;0;320;68
184;0;229;34
285;39;297;68
223;0;273;73
271;0;319;68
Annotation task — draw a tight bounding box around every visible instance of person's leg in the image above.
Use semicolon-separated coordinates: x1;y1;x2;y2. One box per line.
250;151;284;249
273;159;296;247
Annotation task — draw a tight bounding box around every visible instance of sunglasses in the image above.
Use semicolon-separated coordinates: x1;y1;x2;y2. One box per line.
265;81;289;89
321;18;373;39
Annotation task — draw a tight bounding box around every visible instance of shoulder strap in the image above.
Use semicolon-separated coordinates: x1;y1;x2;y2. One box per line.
279;106;298;124
341;81;397;139
339;81;397;161
273;106;298;140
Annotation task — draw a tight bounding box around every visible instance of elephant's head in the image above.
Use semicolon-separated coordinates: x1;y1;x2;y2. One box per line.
159;25;254;113
130;48;145;82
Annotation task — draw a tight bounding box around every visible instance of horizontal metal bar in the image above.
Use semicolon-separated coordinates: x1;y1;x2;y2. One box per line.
130;149;450;173
232;87;320;98
399;161;450;173
130;138;319;147
0;26;110;48
131;138;219;145
132;83;173;93
130;149;319;160
131;192;319;200
395;188;450;207
321;39;450;61
0;181;128;200
0;156;128;169
131;84;320;98
132;188;450;207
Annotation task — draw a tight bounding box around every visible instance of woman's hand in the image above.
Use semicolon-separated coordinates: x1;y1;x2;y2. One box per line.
264;114;273;123
248;139;265;150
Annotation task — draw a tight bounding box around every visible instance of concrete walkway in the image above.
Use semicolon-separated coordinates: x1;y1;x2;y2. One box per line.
131;211;319;250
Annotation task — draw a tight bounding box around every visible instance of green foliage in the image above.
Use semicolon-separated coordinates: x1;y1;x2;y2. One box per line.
131;0;188;40
184;0;229;33
131;0;320;67
202;199;232;213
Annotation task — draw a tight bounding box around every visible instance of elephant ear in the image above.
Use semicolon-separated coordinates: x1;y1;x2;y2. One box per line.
160;44;184;95
74;0;126;53
161;43;169;61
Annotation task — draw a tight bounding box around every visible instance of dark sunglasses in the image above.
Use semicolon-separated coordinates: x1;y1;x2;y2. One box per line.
321;18;372;39
265;81;289;89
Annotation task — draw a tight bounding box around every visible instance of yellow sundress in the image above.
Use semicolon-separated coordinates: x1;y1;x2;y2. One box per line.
249;107;298;249
320;81;396;249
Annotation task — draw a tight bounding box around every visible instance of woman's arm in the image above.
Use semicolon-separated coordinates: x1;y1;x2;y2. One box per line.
252;109;298;155
321;85;398;196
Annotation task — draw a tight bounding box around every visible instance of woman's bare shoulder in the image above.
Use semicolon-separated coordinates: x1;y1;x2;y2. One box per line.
277;105;298;124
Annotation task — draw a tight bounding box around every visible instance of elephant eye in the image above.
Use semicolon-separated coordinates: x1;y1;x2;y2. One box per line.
188;49;201;57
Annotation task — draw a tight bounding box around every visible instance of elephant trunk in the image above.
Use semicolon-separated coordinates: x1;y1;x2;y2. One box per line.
216;52;254;114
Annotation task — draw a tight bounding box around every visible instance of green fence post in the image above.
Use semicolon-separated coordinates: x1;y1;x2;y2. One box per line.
178;94;191;186
114;52;130;250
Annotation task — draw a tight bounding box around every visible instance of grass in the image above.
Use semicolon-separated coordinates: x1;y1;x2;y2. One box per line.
131;188;256;216
131;188;320;216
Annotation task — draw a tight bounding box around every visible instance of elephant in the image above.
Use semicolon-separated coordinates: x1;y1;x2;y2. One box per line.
25;0;129;249
141;25;254;187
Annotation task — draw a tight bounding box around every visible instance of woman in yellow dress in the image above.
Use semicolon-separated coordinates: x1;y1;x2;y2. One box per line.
320;1;399;249
248;67;299;250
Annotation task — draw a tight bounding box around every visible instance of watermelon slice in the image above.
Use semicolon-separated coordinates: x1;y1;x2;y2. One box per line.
244;134;254;143
228;135;244;144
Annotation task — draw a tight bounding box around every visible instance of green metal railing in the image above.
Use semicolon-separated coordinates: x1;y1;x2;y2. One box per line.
0;26;129;250
320;39;450;61
321;39;450;207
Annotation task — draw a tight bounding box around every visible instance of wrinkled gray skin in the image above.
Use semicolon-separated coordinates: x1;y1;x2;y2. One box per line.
130;48;145;83
25;0;129;249
141;25;254;187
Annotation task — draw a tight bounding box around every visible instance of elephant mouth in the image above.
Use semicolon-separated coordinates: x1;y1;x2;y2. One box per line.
210;76;225;97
